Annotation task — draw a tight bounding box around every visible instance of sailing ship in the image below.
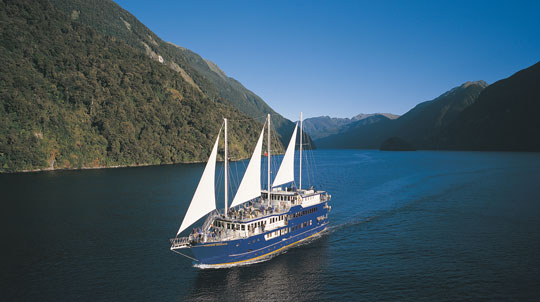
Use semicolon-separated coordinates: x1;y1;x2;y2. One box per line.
170;113;331;266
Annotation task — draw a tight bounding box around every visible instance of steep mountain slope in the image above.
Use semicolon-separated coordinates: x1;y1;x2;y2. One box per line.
391;81;487;148
49;0;299;146
438;61;540;151
0;0;273;172
316;81;487;149
303;113;399;140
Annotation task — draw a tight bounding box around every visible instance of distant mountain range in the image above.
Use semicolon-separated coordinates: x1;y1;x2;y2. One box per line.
315;80;489;149
315;61;540;152
303;113;399;140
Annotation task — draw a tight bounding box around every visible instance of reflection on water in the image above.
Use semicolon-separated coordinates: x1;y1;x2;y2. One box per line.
3;150;540;301
185;235;328;301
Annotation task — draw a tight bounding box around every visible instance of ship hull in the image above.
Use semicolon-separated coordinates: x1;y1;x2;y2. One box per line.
184;203;329;266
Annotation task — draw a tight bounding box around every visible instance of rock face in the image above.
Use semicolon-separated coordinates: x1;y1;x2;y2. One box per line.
380;137;416;151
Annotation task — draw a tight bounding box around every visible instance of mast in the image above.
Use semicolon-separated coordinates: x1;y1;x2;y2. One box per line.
224;118;228;218
299;112;303;190
267;114;271;203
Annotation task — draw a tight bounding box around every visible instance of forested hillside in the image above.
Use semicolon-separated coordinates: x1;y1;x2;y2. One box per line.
49;0;300;146
0;0;280;172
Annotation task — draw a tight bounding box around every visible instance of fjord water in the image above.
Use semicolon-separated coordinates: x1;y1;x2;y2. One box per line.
2;150;540;301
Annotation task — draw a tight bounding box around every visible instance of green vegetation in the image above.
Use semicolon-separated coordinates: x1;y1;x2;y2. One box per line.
0;0;281;172
48;0;302;147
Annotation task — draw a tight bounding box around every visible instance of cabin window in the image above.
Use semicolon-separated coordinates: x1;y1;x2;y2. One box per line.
241;225;245;231
227;223;230;229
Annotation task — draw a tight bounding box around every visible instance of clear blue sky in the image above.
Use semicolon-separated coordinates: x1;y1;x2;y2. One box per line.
115;0;540;120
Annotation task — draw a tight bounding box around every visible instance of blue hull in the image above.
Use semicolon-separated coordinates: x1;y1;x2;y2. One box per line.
188;203;329;266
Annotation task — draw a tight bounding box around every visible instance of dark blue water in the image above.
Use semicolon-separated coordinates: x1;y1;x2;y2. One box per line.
2;150;540;301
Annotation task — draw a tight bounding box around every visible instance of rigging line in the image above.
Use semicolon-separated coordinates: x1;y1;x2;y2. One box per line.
216;162;224;211
233;159;240;199
308;140;316;186
307;139;318;188
311;143;320;186
171;249;200;262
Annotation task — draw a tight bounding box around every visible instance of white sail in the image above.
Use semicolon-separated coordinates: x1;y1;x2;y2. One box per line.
230;125;265;208
272;123;298;187
176;131;221;236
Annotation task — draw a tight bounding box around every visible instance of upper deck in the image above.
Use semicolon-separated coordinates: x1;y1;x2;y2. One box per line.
171;189;331;248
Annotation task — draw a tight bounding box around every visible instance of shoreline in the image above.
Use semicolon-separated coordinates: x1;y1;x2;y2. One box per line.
1;154;274;174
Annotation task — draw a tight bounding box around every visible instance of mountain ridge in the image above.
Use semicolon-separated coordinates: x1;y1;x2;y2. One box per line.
315;81;488;149
302;113;399;140
436;62;540;151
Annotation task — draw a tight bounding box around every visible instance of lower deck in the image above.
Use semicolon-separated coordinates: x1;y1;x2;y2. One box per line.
173;201;330;265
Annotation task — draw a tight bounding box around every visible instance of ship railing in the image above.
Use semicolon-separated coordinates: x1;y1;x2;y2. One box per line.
170;236;191;249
